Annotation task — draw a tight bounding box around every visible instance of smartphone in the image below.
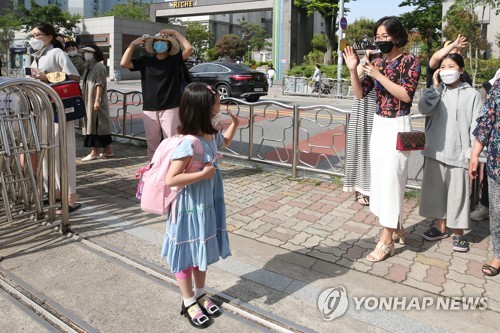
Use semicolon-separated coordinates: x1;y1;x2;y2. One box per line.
25;68;43;76
369;51;382;62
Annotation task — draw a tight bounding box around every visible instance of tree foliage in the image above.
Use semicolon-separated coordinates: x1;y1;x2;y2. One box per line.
102;0;149;21
0;8;21;54
398;0;442;61
443;0;498;85
214;34;247;62
346;18;376;47
311;33;327;52
240;21;270;51
294;0;351;65
17;0;81;36
186;21;213;62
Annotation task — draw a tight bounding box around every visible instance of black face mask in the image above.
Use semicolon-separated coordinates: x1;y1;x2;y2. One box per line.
375;41;395;54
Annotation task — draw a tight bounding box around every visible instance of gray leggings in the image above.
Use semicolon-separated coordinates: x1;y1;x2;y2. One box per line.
489;177;500;259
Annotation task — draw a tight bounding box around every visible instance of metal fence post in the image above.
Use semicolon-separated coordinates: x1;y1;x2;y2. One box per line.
248;104;254;160
122;93;128;136
291;104;299;178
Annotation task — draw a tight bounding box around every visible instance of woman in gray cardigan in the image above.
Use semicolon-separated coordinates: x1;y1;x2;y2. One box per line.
80;44;113;161
418;53;482;252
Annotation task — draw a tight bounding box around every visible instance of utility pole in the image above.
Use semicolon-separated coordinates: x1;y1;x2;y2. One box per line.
336;0;345;97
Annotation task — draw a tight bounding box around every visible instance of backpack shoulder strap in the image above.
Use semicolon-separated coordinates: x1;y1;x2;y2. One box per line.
183;135;204;172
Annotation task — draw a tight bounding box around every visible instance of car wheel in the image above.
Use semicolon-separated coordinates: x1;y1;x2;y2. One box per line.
217;84;231;99
245;95;260;102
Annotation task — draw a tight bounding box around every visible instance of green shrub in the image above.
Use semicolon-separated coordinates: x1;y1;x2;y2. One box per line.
472;59;500;83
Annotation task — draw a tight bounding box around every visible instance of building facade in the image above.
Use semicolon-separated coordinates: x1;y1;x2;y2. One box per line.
442;0;499;59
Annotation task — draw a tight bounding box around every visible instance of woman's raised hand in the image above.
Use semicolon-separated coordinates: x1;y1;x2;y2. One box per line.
343;46;359;71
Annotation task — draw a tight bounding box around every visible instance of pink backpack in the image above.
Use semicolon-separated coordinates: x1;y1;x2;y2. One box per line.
135;135;204;218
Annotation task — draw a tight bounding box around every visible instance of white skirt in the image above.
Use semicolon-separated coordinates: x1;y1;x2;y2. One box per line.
370;114;411;228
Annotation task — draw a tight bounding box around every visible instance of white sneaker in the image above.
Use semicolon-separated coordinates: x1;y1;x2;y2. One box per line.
81;154;98;162
470;203;489;221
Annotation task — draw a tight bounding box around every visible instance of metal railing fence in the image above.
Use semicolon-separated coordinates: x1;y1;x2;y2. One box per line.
102;89;426;189
0;77;70;247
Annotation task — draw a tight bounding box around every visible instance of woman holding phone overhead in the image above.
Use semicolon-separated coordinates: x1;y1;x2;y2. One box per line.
343;16;421;262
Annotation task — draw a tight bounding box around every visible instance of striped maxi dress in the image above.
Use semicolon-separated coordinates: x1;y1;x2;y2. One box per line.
343;90;376;197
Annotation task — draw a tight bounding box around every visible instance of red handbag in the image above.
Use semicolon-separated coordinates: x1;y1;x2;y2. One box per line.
50;80;85;123
396;131;425;151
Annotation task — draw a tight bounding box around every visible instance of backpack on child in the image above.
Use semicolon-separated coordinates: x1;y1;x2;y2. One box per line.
136;135;204;217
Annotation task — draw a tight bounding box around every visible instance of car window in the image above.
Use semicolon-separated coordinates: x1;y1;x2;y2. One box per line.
217;65;230;73
200;64;218;73
190;64;206;73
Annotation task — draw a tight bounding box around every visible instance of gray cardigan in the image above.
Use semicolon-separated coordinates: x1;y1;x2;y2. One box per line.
418;82;482;169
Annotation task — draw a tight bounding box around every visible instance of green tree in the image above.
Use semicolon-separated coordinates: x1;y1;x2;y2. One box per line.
18;1;81;37
102;0;149;21
443;0;498;85
398;0;442;62
214;34;247;62
310;33;327;52
294;0;351;65
240;21;270;51
186;21;213;62
0;7;21;55
302;34;331;65
346;18;376;48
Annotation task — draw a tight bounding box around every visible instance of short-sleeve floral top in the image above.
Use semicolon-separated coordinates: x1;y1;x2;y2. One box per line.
361;53;421;117
473;79;500;182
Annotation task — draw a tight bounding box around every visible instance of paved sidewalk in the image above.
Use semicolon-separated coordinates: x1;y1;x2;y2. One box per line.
74;136;499;313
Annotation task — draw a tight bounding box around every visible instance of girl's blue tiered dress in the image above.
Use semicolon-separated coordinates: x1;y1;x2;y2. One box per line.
161;133;231;273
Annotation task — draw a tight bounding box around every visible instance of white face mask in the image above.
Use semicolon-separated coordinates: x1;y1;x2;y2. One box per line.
211;112;221;128
67;51;78;56
29;38;45;51
439;70;461;85
84;52;94;61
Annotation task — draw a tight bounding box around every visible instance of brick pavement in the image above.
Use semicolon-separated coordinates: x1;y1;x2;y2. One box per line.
75;136;499;313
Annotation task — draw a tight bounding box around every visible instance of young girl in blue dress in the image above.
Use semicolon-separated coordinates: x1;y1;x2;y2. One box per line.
161;82;239;328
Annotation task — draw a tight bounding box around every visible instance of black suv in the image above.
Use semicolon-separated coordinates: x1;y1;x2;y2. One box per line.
189;61;268;102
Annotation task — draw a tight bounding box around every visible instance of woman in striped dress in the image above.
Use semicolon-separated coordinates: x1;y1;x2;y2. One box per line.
343;46;379;206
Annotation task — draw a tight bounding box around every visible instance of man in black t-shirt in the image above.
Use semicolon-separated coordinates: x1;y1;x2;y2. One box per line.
121;30;192;160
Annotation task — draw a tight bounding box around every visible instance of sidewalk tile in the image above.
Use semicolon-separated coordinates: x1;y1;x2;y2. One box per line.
424;266;448;287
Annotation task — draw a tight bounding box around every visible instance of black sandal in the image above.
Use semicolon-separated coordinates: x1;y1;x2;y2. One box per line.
180;302;211;329
482;264;500;277
197;293;222;318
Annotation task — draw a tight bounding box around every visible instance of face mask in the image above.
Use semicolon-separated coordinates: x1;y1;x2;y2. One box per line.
153;41;169;53
211;112;221;128
439;70;461;85
84;52;94;61
29;38;45;51
67;51;78;56
375;40;394;54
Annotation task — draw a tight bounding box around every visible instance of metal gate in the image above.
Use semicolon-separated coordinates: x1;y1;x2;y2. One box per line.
0;77;69;248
